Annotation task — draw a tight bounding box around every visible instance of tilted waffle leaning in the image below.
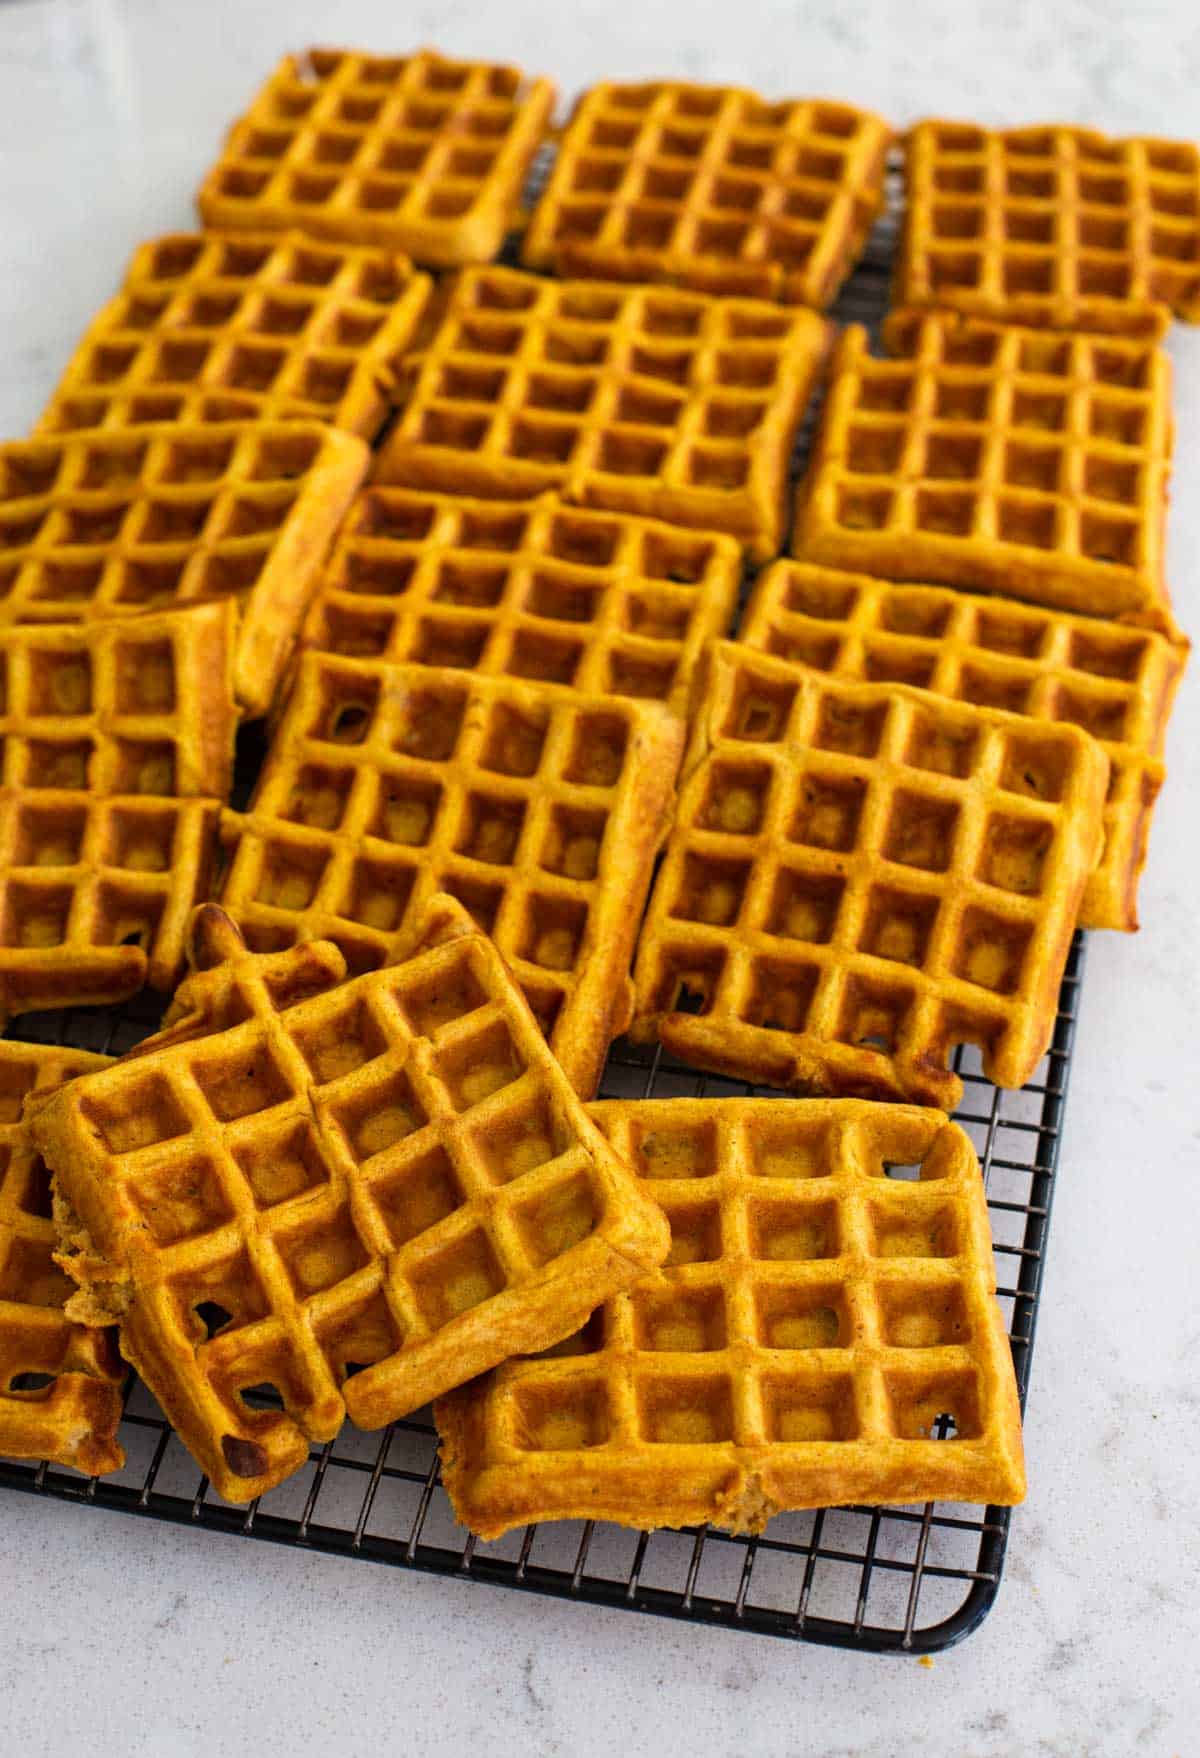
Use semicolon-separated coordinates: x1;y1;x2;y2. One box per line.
521;80;890;308
197;48;554;267
36;231;432;443
0;422;368;717
0;1043;123;1475
301;487;741;718
630;642;1109;1108
898;120;1200;336
374;266;830;559
793;310;1176;632
33;899;670;1502
438;1100;1025;1538
218;650;685;1098
740;561;1186;931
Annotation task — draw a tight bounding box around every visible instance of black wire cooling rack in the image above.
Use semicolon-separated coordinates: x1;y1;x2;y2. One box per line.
0;162;1088;1653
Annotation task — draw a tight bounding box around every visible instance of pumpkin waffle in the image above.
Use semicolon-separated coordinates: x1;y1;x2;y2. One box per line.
898;120;1200;336
301;487;741;718
438;1098;1024;1537
374;265;830;559
217;650;685;1098
740;561;1186;931
36;231;432;444
33;898;670;1503
0;1042;123;1475
629;642;1109;1108
0;422;368;718
521;80;890;308
793;309;1175;632
197;48;554;267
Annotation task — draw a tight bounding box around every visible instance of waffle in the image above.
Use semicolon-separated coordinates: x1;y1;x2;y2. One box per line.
438;1099;1024;1537
629;642;1109;1108
301;487;741;717
33;897;670;1502
36;231;432;443
793;310;1176;633
217;650;685;1098
0;422;368;718
374;266;830;559
741;561;1186;931
197;48;553;267
521;81;890;308
0;1043;123;1475
898;120;1200;336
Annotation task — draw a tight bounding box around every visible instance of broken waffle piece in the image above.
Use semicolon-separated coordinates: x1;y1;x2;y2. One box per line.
629;642;1109;1108
740;560;1186;931
374;265;830;559
437;1098;1024;1538
36;231;432;443
32;897;670;1503
0;1042;123;1476
522;80;890;308
197;48;554;267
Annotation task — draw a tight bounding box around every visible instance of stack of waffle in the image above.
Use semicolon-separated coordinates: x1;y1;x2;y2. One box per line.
0;50;1191;1546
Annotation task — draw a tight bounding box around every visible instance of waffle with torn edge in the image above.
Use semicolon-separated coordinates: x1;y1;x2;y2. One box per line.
521;80;890;308
740;560;1186;931
374;265;830;560
0;603;237;1020
33;897;670;1503
898;120;1200;337
629;641;1108;1109
197;48;553;267
301;487;741;718
0;1042;123;1476
438;1098;1025;1538
0;422;368;719
36;231;432;444
792;309;1176;634
217;649;686;1099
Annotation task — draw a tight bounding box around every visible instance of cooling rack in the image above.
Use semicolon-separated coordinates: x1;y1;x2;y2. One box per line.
0;160;1088;1653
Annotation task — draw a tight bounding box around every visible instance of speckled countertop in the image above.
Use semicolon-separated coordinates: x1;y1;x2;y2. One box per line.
0;2;1196;1753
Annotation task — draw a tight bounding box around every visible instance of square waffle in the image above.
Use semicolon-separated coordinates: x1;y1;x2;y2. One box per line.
374;265;830;559
521;80;890;308
0;603;237;1020
898;120;1200;336
629;641;1109;1108
36;231;432;443
793;309;1176;633
0;1042;123;1475
217;649;686;1098
741;560;1186;931
197;48;554;267
0;421;367;718
301;487;741;718
33;898;670;1502
437;1099;1025;1538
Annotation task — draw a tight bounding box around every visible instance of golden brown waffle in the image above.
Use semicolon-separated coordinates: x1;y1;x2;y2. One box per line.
437;1099;1025;1538
0;422;368;718
217;650;685;1098
0;1042;123;1474
629;642;1109;1108
521;81;890;307
33;898;669;1502
793;310;1176;633
374;266;830;559
740;561;1186;931
898;120;1200;336
197;48;553;267
301;487;740;717
36;231;432;443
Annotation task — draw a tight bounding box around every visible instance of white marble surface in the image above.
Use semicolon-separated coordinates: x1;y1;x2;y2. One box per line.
0;1;1197;1752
